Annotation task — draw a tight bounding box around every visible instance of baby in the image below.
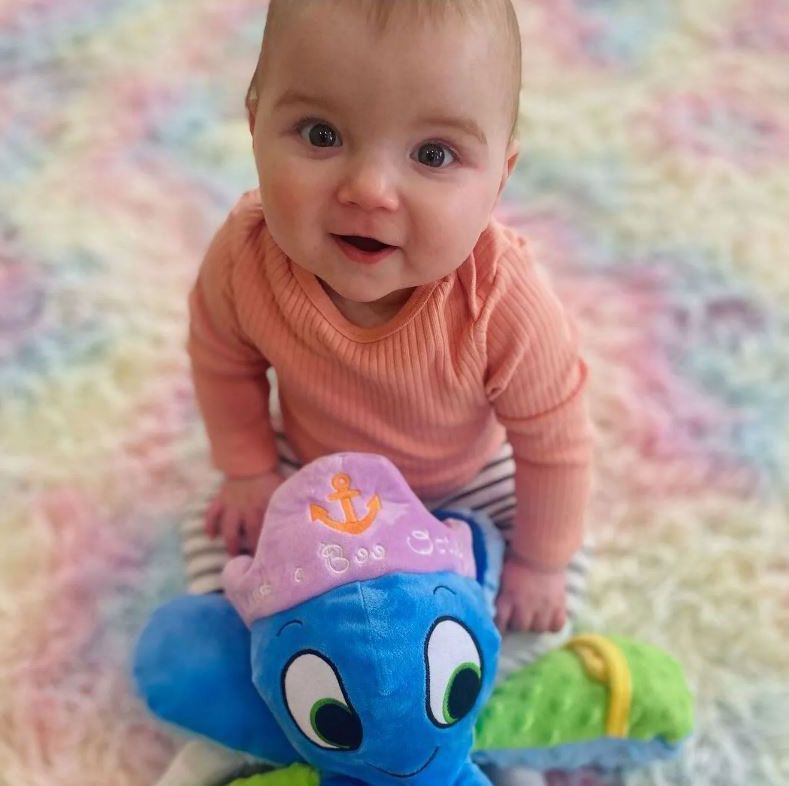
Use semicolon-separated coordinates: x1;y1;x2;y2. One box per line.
187;0;592;636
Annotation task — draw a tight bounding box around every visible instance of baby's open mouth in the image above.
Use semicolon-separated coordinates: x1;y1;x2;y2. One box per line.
335;235;392;252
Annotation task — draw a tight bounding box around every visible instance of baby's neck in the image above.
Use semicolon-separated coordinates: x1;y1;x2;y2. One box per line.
323;283;415;328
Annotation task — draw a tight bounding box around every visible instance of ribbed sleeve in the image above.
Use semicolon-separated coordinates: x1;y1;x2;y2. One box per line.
480;246;593;567
187;209;279;477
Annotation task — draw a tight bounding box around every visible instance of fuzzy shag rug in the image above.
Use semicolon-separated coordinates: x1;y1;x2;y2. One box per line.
1;1;788;785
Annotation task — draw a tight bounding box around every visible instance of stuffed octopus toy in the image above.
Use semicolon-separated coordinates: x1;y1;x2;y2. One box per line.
134;453;693;786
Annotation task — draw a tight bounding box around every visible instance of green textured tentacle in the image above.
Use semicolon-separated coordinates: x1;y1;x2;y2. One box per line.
474;636;693;751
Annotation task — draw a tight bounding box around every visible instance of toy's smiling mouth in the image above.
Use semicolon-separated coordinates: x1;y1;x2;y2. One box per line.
366;746;439;778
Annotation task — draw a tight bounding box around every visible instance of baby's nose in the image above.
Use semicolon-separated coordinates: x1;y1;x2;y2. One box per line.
337;157;399;212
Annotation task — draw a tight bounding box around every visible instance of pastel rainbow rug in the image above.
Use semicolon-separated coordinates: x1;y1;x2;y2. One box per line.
1;1;787;785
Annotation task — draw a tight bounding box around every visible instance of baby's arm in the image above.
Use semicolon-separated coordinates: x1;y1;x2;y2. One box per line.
495;368;591;634
189;216;282;553
481;251;593;633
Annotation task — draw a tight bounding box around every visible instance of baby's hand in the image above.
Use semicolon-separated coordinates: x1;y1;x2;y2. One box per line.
205;471;285;556
495;555;567;634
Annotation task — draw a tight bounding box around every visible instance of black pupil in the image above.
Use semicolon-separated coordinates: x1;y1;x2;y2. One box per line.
314;702;363;750
309;124;337;147
447;667;481;722
419;144;445;167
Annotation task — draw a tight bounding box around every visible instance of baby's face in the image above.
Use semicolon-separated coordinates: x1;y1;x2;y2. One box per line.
250;2;519;305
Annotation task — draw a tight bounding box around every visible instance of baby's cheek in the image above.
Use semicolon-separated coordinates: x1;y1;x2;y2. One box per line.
417;195;489;266
262;164;309;217
260;164;319;248
260;162;331;265
424;183;489;235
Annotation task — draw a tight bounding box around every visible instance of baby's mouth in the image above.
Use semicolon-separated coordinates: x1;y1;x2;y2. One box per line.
334;235;393;252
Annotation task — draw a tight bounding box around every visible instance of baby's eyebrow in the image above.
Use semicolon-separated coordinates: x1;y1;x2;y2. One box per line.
274;88;337;114
419;115;488;147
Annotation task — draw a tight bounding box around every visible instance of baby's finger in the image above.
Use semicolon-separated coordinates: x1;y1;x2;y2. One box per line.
529;607;552;633
252;508;266;535
510;604;536;633
548;606;566;633
221;512;242;557
495;595;514;633
242;511;264;553
204;499;223;538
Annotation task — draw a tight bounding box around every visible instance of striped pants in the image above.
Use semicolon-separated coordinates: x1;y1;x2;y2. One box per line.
180;436;591;676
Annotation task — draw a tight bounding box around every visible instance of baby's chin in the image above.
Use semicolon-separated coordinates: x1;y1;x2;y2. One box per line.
318;272;416;308
323;278;399;305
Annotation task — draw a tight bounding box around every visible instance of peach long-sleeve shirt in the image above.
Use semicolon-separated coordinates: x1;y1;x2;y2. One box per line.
188;190;592;567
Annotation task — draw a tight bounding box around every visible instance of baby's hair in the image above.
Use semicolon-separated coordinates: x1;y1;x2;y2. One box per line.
246;0;522;142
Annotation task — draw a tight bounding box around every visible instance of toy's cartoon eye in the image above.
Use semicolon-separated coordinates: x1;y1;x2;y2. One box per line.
282;651;362;750
425;618;483;727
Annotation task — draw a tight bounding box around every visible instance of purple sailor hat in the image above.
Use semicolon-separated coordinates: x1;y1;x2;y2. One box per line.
223;452;476;625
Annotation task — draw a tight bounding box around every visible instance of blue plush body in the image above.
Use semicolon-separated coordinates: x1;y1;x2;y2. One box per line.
135;565;499;785
134;505;692;781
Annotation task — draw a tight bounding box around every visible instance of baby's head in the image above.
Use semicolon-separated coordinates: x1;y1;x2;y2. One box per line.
246;0;522;306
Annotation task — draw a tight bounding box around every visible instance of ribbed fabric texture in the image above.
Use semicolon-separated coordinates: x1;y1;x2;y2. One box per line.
187;190;592;566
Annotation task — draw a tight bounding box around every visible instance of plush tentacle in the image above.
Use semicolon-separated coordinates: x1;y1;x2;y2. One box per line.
133;593;302;765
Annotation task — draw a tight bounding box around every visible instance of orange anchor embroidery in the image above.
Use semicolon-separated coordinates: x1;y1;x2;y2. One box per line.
310;473;381;535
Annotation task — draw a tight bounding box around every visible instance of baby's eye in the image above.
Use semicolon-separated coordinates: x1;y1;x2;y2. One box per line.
415;142;457;169
299;121;341;148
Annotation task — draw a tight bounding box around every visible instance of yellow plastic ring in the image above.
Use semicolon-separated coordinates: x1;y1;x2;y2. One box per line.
564;634;632;737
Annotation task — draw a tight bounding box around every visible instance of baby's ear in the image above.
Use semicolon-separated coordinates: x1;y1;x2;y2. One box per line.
248;102;257;136
246;81;259;136
497;138;521;200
